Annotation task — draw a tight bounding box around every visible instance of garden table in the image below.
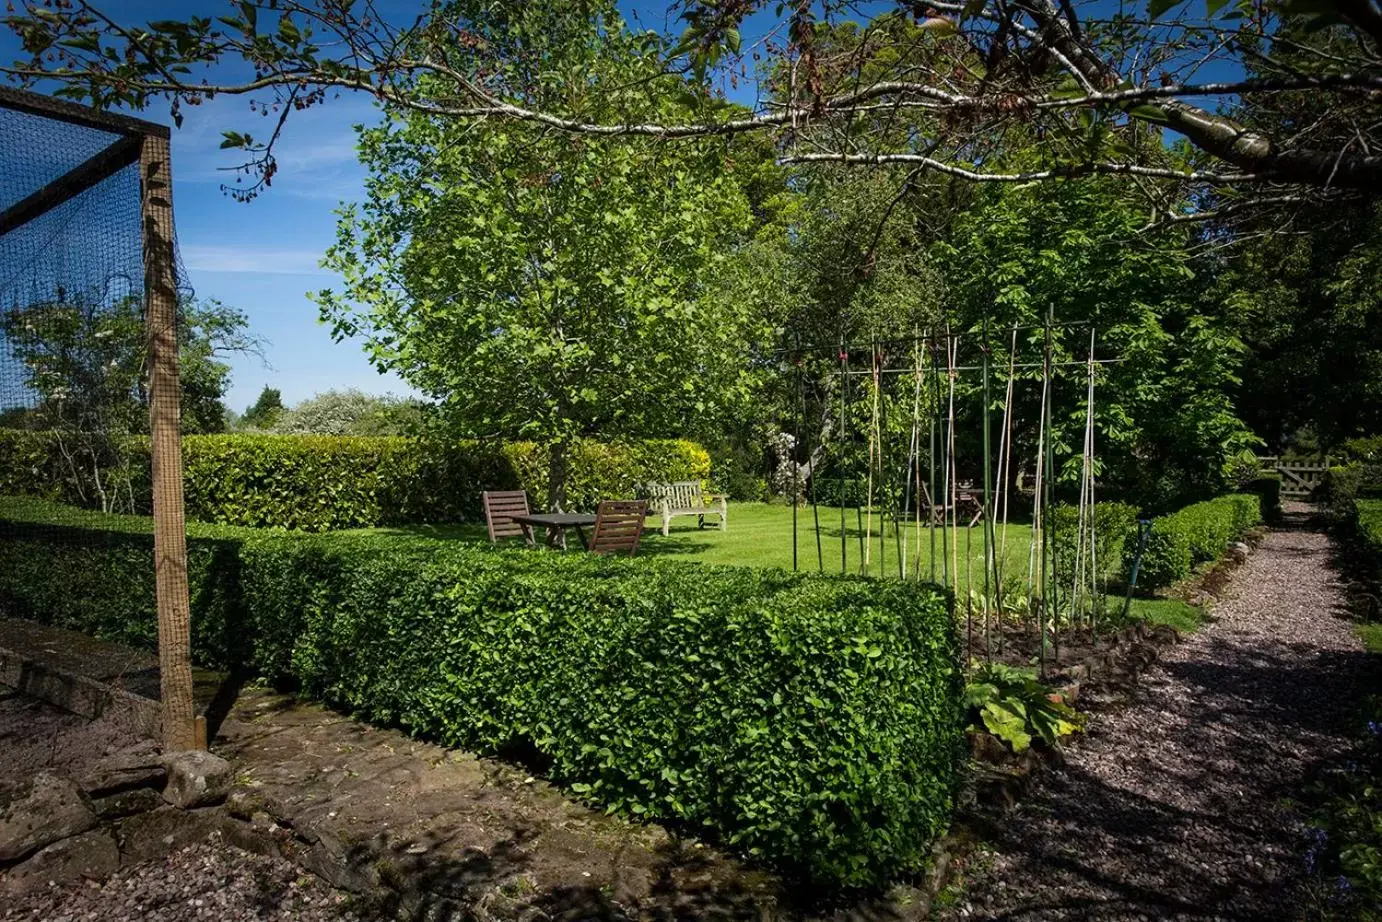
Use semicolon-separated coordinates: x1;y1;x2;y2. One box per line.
510;512;598;550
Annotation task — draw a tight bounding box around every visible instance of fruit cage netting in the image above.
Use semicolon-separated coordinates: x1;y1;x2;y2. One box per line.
0;90;191;520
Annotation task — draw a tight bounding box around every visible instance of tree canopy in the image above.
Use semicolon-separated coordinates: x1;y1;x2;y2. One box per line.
3;0;1378;219
312;4;768;504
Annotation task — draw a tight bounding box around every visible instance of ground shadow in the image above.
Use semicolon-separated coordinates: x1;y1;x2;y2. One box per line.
946;516;1378;921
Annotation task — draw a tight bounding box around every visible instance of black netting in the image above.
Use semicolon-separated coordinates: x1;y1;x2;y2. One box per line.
0;98;184;518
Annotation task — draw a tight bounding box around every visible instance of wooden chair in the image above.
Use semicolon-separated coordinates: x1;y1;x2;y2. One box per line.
588;500;648;557
481;490;531;544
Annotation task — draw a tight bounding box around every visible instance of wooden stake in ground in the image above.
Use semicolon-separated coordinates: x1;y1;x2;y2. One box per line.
141;133;198;753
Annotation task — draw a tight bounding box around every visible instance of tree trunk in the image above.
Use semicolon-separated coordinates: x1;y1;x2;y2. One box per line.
547;439;570;512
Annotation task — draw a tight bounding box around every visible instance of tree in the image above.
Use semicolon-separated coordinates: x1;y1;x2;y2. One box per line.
936;170;1259;509
313;4;764;506
272;388;427;436
1;297;257;509
1194;26;1382;451
3;0;1379;219
240;386;284;430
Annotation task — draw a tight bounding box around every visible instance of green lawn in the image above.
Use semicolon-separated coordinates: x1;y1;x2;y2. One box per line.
382;501;1195;628
390;503;1031;591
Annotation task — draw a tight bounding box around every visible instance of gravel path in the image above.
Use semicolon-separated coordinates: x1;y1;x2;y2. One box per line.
2;844;382;922
945;514;1371;921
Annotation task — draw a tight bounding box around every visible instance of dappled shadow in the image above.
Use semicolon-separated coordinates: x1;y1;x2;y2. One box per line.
944;520;1377;921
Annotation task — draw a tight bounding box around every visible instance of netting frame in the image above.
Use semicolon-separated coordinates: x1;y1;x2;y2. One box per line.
0;87;199;753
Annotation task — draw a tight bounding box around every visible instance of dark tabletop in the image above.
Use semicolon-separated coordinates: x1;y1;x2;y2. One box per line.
511;513;598;527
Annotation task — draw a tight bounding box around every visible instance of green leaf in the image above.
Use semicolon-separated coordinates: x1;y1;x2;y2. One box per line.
1125;103;1170;124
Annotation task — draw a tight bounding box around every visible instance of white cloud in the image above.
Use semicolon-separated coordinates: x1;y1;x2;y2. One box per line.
181;244;330;276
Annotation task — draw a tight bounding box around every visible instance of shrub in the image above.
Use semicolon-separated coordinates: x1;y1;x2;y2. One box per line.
964;662;1084;753
0;430;710;530
502;438;710;512
0;497;251;664
1323;463;1382;524
0;495;962;888
1132;493;1262;591
1050;501;1139;588
1244;473;1282;523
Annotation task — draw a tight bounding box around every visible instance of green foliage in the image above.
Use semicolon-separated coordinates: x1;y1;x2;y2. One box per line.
241;386;284;429
0;497;251;665
268;389;428;436
1327;465;1382;524
314;3;767;507
1303;710;1382;919
501;439;711;515
1051;501;1139;587
964;662;1084;753
1134;493;1262;591
0;297;257;444
0;495;963;888
0;430;709;530
1244;473;1283;523
936;172;1260;511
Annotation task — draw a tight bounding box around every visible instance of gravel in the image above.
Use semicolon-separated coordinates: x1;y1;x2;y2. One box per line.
944;512;1370;921
2;843;384;922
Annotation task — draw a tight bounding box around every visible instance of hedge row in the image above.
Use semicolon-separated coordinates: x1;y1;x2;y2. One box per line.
0;430;710;531
0;496;962;887
1355;499;1382;561
1135;493;1262;590
1050;500;1139;588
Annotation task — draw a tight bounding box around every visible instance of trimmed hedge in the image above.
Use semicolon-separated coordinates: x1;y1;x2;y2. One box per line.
1356;499;1382;560
0;430;710;530
1244;473;1282;523
1051;501;1139;587
1134;493;1262;591
0;496;962;887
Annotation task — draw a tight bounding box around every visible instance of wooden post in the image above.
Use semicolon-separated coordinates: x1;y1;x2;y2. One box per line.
140;133;198;753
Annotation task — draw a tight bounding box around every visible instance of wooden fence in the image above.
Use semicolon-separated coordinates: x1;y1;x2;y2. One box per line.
1259;456;1331;499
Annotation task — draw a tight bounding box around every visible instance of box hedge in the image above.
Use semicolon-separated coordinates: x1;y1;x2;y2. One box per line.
1133;493;1261;591
0;496;962;887
1050;501;1139;588
0;430;710;531
1244;473;1282;523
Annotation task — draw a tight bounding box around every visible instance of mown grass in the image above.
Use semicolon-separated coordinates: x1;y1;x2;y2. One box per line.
380;502;1196;628
1356;621;1382;654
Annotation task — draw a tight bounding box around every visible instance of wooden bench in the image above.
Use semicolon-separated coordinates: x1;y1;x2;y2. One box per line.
642;481;727;537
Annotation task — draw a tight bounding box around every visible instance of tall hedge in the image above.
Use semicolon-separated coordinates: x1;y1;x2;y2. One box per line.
0;430;710;531
0;496;962;887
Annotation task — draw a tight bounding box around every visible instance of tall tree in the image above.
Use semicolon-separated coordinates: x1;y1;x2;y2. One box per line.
312;4;764;506
936;171;1259;509
240;386;284;429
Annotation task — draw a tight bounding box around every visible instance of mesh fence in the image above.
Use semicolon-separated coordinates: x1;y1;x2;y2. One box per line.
0;92;202;749
0;97;186;518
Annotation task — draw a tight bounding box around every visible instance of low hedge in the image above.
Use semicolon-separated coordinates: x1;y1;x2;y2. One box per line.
0;430;710;530
1134;493;1262;591
1051;501;1139;588
1356;499;1382;560
1244;473;1282;523
0;496;962;887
